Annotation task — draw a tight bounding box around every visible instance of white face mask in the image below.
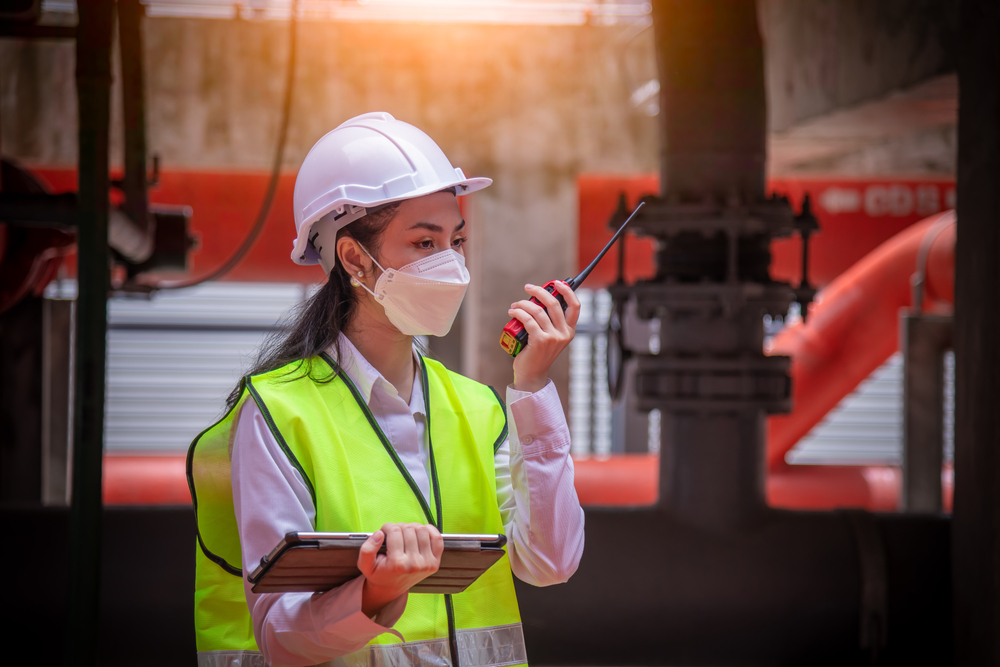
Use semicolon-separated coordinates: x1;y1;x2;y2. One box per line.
355;246;470;337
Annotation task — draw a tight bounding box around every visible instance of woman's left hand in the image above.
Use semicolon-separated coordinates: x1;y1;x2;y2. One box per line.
508;281;580;393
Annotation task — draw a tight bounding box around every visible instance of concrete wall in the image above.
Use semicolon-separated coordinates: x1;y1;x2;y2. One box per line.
0;16;659;400
760;0;958;132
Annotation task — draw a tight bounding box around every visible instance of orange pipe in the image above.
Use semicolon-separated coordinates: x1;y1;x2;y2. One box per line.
571;455;897;509
766;211;955;470
103;455;191;505
572;455;953;512
104;451;954;512
572;454;659;506
767;463;953;512
767;464;901;511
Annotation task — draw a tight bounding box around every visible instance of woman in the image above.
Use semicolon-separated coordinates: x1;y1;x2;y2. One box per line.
188;112;585;667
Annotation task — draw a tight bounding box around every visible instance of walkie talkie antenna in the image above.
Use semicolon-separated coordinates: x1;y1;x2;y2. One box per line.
498;201;645;357
567;201;644;289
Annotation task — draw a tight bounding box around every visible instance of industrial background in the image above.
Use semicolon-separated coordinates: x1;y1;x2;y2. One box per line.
1;0;997;665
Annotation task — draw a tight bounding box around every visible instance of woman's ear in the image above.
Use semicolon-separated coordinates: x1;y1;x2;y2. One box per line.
337;236;370;282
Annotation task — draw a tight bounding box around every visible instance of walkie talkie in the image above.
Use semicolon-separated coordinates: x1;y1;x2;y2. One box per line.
499;202;644;357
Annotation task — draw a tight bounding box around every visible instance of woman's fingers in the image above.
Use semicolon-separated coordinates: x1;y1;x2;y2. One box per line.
428;525;444;559
358;530;385;575
525;284;568;332
401;523;420;559
510;297;552;334
509;282;579;393
379;523;441;573
360;523;443;607
551;280;581;329
382;523;404;559
416;525;443;560
508;305;547;341
415;524;433;560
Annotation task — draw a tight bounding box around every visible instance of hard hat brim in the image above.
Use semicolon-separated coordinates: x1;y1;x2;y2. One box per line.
290;176;492;267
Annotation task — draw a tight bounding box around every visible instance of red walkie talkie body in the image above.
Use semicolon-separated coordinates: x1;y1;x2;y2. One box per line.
499;202;644;357
499;279;572;357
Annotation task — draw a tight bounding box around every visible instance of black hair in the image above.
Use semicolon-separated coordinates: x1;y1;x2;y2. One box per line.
226;202;402;409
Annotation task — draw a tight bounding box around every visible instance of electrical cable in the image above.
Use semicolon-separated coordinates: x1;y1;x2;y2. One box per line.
154;0;298;290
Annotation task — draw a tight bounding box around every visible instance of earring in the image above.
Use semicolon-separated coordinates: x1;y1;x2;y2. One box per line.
350;277;360;287
357;271;363;277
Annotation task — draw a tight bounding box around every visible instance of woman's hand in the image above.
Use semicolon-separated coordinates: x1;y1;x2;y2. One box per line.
358;523;444;617
508;281;581;393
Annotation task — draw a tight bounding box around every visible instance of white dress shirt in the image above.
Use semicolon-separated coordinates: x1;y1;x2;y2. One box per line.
231;335;585;666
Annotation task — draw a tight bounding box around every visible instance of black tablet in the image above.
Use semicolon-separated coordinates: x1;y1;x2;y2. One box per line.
248;532;508;595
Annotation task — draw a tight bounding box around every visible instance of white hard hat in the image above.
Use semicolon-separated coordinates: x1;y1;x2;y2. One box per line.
291;112;492;266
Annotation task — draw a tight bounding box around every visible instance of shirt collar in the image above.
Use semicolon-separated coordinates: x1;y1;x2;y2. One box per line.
333;333;425;415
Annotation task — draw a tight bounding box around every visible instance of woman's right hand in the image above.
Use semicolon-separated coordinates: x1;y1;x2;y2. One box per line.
358;523;444;617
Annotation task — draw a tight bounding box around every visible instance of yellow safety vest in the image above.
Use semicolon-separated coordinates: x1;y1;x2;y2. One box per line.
187;353;526;667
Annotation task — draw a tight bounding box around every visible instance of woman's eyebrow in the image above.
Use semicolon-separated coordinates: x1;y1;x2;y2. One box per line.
407;219;467;233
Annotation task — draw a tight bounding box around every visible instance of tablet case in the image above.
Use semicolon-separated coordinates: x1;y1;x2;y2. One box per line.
248;532;507;595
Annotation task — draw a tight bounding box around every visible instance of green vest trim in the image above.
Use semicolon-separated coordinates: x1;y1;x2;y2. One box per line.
486;385;508;454
186;384;243;578
245;377;317;509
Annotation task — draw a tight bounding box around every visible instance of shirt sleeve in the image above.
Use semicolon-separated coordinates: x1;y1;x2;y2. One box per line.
494;380;585;587
231;400;407;666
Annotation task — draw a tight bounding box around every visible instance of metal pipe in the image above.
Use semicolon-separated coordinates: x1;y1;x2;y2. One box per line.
118;0;153;254
651;0;766;201
767;213;956;470
67;1;114;665
637;0;782;533
901;313;952;512
108;207;153;263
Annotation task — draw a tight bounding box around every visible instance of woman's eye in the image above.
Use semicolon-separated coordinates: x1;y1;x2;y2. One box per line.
417;240;434;249
452;237;468;247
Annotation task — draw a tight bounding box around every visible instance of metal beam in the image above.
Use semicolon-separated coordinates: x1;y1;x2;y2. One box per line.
0;192;155;263
0;22;75;39
953;0;1000;663
42;298;74;506
66;0;114;665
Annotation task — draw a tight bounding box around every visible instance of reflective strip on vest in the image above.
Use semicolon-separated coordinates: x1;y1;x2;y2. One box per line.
197;650;267;667
335;624;526;667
